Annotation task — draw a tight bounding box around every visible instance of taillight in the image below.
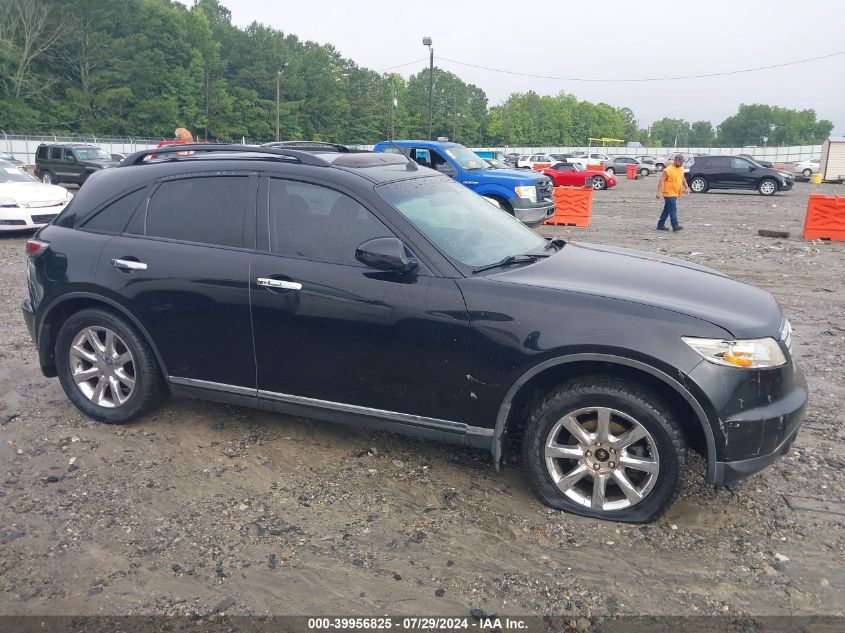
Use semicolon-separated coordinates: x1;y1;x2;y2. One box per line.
25;238;50;256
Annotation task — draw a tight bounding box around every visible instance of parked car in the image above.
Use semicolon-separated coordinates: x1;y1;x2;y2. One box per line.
793;158;820;178
603;156;655;177
35;143;118;185
110;152;126;162
541;162;617;190
0;160;72;231
21;143;806;523
549;153;575;163
737;153;774;169
516;153;556;170
634;155;657;165
685;155;794;196
503;152;521;167
653;153;697;171
0;151;25;168
373;140;554;226
566;152;612;168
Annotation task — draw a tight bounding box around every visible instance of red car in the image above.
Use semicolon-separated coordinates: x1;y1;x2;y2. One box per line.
542;162;616;190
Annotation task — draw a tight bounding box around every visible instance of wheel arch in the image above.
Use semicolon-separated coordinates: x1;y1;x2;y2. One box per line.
492;354;716;482
36;292;168;380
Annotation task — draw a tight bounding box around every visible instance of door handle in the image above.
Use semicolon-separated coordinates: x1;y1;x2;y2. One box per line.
257;277;302;290
112;258;147;271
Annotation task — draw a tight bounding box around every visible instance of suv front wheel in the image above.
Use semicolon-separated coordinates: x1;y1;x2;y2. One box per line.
41;172;55;185
758;178;778;196
522;377;686;523
689;176;708;193
56;308;166;423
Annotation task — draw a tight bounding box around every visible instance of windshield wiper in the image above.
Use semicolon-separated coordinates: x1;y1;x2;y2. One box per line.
472;253;548;274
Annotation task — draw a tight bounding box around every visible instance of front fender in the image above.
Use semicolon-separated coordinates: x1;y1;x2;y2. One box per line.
472;183;519;200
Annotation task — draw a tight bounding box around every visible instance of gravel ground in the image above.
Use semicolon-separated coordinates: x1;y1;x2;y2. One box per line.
1;177;843;621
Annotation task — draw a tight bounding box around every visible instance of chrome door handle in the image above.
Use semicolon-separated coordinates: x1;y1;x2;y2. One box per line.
257;277;301;290
112;258;147;271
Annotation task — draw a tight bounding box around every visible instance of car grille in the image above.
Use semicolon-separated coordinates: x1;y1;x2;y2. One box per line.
536;180;553;201
24;200;64;209
31;213;59;224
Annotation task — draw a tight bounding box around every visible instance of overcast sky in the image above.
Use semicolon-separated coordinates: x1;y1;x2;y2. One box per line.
205;0;844;134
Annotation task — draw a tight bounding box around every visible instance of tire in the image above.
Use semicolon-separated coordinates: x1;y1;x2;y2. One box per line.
802;168;812;178
41;171;55;185
639;168;650;177
605;167;615;175
522;376;687;523
689;176;708;193
592;176;607;190
758;178;777;196
55;308;167;423
655;163;665;171
483;196;503;209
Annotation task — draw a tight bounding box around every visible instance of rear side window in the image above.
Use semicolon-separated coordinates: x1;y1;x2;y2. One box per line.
50;147;62;159
144;176;249;247
37;146;48;159
81;188;147;233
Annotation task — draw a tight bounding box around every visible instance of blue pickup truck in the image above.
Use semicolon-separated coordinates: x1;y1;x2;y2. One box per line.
373;140;555;226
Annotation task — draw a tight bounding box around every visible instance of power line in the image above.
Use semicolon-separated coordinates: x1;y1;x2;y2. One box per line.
437;50;845;83
378;57;428;72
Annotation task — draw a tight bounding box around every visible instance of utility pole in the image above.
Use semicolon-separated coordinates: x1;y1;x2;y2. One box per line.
389;83;396;139
423;37;433;140
275;62;289;143
205;70;210;141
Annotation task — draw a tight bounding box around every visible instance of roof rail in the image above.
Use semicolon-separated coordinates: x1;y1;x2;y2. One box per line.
119;144;331;167
261;140;355;153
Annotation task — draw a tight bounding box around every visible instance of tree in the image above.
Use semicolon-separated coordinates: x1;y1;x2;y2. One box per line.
716;104;833;146
689;121;715;146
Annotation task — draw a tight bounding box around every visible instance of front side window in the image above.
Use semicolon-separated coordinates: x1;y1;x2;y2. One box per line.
731;157;752;170
269;179;391;265
377;177;545;268
144;176;248;247
64;149;75;161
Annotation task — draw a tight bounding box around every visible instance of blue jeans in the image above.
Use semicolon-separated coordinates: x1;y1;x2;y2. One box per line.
657;196;679;229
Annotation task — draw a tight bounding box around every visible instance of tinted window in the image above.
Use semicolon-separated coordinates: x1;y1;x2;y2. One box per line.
552;163;573;171
50;147;62;159
81;188;147;233
708;157;729;168
731;157;752;170
64;149;75;160
144;176;248;247
37;146;48;159
269;179;391;265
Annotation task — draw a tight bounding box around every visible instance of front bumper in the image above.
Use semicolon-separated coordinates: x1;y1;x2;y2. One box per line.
0;208;62;231
691;359;808;486
510;198;555;226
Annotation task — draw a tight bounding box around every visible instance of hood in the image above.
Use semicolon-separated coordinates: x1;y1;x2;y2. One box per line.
84;159;119;168
1;181;69;204
490;241;782;338
474;168;548;184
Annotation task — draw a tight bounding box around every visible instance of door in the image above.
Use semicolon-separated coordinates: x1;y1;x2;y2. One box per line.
730;156;758;189
250;176;472;421
65;149;85;184
95;173;258;389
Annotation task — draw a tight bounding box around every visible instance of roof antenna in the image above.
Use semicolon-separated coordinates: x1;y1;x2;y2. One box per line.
387;138;417;171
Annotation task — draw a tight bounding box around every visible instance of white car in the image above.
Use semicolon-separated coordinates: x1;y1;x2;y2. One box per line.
566;152;612;168
0;161;72;231
516;153;556;170
794;158;820;178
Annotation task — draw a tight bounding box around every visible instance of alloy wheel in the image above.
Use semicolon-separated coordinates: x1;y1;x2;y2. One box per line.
592;177;606;190
690;178;706;192
759;180;776;195
69;326;136;407
42;172;53;184
543;406;660;512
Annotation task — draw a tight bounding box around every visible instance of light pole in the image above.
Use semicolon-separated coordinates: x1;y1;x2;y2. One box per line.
423;37;433;140
275;62;289;142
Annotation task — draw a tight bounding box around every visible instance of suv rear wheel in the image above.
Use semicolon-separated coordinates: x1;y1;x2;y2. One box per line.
55;308;166;423
522;376;686;523
758;178;777;196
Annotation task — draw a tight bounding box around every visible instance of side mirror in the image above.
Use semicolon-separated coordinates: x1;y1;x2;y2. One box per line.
748;166;755;171
355;237;419;273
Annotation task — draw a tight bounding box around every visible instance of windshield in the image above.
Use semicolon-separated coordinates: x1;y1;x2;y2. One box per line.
74;147;111;161
441;145;489;171
377;177;546;269
0;164;36;183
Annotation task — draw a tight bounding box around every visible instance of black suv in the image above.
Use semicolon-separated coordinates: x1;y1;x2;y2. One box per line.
35;143;118;186
21;144;807;523
686;155;793;196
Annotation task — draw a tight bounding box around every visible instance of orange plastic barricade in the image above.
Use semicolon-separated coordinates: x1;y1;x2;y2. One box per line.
586;162;604;171
626;164;637;180
543;185;593;227
532;162;552;171
803;194;845;241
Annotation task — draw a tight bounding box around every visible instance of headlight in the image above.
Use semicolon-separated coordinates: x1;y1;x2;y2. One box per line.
0;196;18;208
682;336;787;368
514;185;537;203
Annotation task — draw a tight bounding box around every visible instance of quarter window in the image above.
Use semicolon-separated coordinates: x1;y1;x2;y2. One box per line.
82;188;147;234
269;179;391;265
144;176;249;247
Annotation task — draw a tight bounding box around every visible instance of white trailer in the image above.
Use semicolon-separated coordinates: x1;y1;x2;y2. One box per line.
819;137;845;183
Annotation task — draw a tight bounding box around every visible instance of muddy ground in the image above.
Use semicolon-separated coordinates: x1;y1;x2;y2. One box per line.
1;177;843;622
